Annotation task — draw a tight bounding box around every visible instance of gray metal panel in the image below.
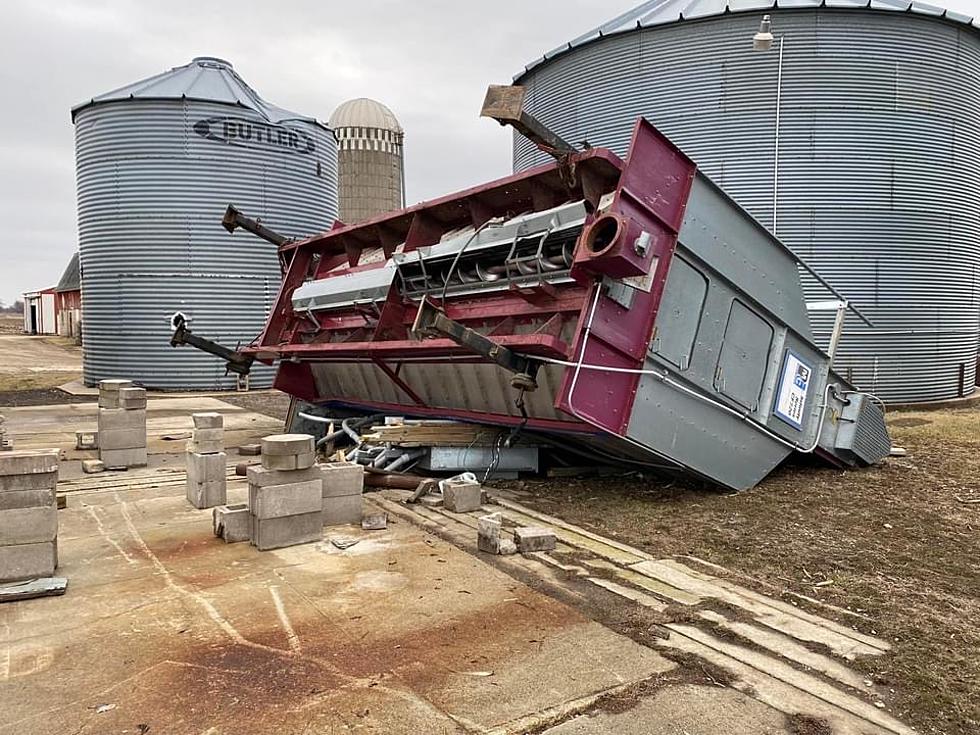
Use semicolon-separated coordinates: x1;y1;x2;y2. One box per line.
75;97;338;389
515;8;980;402
714;300;774;410
651;256;707;369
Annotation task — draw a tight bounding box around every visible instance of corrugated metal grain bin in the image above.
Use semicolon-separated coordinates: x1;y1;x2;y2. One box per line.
72;57;338;389
513;0;980;402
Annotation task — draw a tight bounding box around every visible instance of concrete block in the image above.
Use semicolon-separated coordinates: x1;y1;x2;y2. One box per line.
98;408;146;431
442;480;482;513
238;444;261;456
99;379;132;393
187;439;223;455
0;488;55;511
193;428;224;443
477;512;502;554
213;504;249;543
322;494;363;526
0;541;57;583
0;450;59;477
0;470;58;493
0;507;58;546
81;459;105;474
98;394;119;409
261;434;315;456
250;512;321;551
419;495;443;508
246;464;321;488
249;480;321;520
100;447;148;469
319;462;363;498
186;452;226;484
98;428;146;451
118;397;147;410
187;478;227;510
514;526;557;553
119;387;146;401
361;512;387;531
192;412;223;429
498;539;517;556
75;431;98;450
262;452;315;471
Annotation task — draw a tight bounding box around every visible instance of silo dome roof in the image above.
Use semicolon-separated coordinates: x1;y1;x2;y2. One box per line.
329;98;403;133
71;56;326;128
518;0;978;78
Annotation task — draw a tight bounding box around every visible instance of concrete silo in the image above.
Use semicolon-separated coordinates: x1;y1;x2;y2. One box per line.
329;99;404;224
513;0;980;402
72;56;338;389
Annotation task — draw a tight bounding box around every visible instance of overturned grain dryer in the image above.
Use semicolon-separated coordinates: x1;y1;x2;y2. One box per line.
178;86;890;491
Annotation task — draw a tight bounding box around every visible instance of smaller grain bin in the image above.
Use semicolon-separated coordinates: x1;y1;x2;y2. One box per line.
72;57;338;389
329;99;404;224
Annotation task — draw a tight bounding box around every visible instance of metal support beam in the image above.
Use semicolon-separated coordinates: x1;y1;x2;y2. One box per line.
222;205;292;247
169;313;255;376
481;85;577;158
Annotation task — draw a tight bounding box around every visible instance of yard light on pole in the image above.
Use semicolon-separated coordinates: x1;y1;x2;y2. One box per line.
753;14;784;236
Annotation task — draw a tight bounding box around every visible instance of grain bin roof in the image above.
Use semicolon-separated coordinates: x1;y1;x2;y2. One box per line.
71;56;327;129
329;98;403;133
517;0;977;78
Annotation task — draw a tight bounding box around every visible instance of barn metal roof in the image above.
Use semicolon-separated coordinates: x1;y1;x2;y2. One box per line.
518;0;977;77
71;56;326;128
55;252;80;293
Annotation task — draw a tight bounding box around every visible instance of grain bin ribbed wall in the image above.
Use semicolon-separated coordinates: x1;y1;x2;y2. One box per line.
515;5;980;402
73;58;337;389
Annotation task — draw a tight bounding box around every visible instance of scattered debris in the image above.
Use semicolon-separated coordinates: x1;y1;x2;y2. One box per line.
361;513;387;531
889;446;908;457
330;536;360;550
955;496;980;505
0;576;68;603
420;494;443;508
408;478;438;504
81;459;105;474
94;703;116;714
478;512;516;554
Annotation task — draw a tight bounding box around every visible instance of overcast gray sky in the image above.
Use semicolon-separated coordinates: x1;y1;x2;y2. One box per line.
1;0;979;305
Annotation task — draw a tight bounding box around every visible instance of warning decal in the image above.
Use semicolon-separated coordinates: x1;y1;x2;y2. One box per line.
774;351;812;430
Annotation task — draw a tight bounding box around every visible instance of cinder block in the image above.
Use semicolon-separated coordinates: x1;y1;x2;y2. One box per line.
0;470;58;493
477;512;502;554
81;459;105;474
187;439;223;455
75;431;98;450
322;494;363;526
261;434;315;456
513;526;557;553
98;408;147;432
0;488;55;511
213;504;249;543
118;387;146;401
250;512;321;551
262;452;315;471
0;507;58;546
186;451;226;484
98;394;119;409
192;412;223;429
98;379;132;393
319;462;363;498
442;480;482;513
192;428;224;443
238;444;261;456
186;479;226;509
118;397;147;410
98;428;146;451
101;447;147;469
246;464;321;488
249;480;321;520
0;541;57;583
0;450;59;477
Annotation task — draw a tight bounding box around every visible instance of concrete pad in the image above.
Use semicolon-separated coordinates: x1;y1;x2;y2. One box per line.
543;684;790;735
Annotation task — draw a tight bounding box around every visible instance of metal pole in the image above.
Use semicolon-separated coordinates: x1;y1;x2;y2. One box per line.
773;35;784;236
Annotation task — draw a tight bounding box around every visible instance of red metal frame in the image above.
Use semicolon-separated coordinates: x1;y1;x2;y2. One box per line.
249;120;697;437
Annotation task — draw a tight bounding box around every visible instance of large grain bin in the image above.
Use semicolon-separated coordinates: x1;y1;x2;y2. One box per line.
514;0;980;402
72;56;338;389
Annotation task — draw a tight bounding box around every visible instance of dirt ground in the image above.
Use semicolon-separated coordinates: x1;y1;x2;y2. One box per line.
502;405;980;735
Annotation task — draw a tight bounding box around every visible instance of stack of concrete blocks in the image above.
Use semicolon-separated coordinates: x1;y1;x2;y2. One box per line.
98;380;147;469
0;450;59;582
185;413;226;509
247;435;321;550
477;512;516;556
319;462;363;526
0;414;12;451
